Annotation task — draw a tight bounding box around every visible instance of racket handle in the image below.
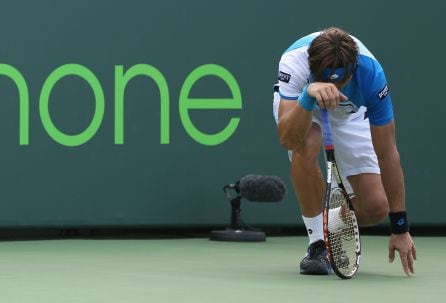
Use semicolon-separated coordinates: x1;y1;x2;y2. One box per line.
320;109;333;149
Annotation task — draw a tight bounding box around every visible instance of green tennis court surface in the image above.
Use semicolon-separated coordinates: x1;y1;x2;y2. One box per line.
0;236;443;303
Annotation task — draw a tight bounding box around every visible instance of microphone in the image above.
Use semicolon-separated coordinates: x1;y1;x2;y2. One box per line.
212;174;286;242
226;174;286;202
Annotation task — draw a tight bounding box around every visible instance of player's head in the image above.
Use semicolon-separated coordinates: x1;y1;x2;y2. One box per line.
308;27;358;86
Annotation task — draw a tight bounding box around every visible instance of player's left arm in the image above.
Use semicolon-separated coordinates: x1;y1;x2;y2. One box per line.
370;121;404;212
370;122;417;276
358;54;416;275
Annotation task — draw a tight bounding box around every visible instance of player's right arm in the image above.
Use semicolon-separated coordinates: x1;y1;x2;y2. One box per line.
276;47;345;150
277;99;313;150
277;82;347;150
276;50;314;150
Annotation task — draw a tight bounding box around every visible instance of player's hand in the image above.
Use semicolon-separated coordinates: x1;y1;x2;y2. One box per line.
307;82;348;110
388;232;417;276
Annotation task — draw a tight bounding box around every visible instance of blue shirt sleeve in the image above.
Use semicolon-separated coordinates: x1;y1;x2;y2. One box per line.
357;55;394;126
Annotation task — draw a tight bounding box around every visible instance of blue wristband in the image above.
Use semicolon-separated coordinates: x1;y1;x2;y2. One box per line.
389;211;409;234
298;85;316;112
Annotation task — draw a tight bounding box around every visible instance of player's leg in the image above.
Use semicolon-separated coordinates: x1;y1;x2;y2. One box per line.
329;107;389;226
290;123;324;218
273;89;329;275
289;123;331;275
347;174;389;226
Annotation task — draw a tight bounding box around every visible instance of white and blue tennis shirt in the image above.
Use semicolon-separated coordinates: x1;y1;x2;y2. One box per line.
277;32;393;126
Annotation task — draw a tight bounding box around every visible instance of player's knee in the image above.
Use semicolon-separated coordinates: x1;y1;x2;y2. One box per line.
359;195;389;225
291;146;319;167
291;136;321;164
369;202;389;223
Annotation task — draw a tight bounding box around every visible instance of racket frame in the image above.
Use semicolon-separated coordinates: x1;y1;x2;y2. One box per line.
320;109;361;279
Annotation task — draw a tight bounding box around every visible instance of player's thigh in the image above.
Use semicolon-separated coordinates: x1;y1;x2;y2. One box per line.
347;173;389;217
322;108;379;194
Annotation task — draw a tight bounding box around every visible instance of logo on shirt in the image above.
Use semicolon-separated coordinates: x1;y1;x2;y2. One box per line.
378;84;389;100
329;74;339;80
278;71;291;83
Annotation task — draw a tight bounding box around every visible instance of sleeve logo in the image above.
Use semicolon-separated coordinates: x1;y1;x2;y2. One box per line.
377;84;389;100
278;71;291;83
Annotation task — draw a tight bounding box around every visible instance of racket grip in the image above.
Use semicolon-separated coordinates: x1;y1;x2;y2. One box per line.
320;109;333;149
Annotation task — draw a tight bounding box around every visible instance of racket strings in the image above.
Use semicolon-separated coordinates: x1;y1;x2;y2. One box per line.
327;188;360;275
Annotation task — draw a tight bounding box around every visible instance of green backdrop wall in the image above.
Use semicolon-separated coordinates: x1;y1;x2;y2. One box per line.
0;0;443;227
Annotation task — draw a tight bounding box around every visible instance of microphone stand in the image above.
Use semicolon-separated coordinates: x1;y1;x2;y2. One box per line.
209;184;266;242
230;196;242;229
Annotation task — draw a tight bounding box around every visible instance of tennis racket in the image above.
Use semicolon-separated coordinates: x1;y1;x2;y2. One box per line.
320;108;361;279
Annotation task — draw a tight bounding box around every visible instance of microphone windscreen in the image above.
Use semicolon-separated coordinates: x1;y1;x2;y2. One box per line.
238;174;286;202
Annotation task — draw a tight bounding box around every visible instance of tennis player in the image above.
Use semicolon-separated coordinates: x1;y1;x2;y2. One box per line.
273;27;416;275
